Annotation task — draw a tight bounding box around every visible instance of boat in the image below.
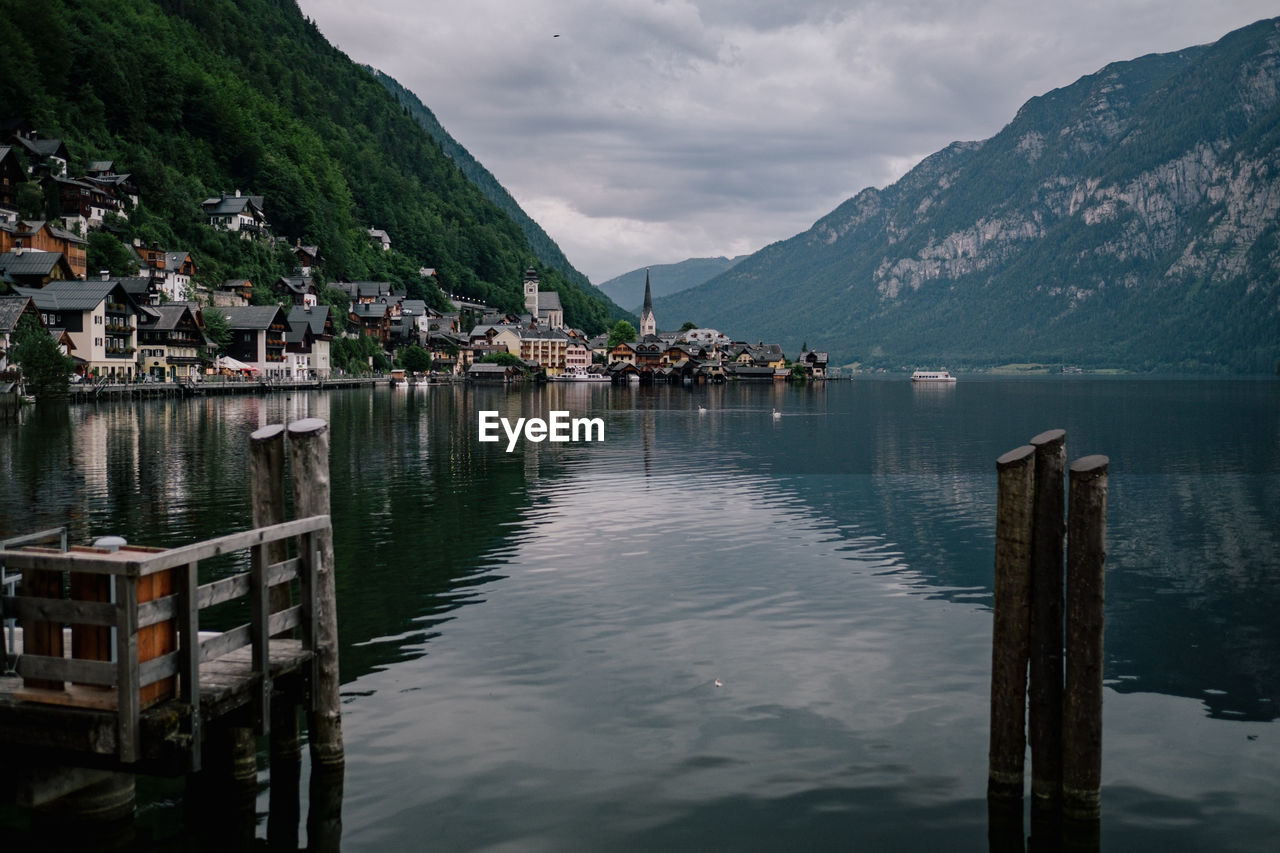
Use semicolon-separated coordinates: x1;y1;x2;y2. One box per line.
549;370;611;383
911;369;956;383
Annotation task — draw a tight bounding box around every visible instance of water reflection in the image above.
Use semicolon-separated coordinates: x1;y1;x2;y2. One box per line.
0;381;1276;850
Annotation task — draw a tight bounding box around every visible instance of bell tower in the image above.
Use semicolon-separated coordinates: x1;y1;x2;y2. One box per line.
639;268;656;337
523;267;539;316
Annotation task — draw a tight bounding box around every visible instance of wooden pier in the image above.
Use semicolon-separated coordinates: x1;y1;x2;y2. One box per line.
65;375;380;403
0;419;344;845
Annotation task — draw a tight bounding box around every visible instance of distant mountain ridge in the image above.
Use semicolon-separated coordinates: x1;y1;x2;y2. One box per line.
655;18;1280;372
599;256;747;313
372;69;633;325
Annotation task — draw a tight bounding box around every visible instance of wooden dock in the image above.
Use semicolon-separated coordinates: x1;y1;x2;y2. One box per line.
65;375;380;403
1;517;326;783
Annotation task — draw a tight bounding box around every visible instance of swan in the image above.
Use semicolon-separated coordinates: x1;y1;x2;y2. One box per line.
772;408;781;419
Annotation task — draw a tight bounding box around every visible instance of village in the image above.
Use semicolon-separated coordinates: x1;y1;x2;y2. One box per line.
0;127;828;394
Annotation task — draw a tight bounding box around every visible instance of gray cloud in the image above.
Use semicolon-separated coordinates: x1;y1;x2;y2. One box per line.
298;0;1278;283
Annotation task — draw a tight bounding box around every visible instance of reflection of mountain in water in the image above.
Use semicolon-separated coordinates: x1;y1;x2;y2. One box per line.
684;380;1279;721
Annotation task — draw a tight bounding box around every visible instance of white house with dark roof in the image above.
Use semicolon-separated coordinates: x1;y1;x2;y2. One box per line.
367;228;391;251
287;304;333;378
15;279;146;379
203;190;269;236
220;305;289;378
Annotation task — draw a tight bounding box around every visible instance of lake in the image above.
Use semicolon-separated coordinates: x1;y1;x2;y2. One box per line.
1;379;1277;850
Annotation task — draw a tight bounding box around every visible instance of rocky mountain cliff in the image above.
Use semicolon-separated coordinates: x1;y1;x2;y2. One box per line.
655;18;1280;372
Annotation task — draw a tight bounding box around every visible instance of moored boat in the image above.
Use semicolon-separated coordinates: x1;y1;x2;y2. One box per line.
911;369;956;383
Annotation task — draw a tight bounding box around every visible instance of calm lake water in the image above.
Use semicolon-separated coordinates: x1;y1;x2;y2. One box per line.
1;379;1277;850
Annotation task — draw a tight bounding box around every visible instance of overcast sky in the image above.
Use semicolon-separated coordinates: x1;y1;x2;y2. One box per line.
297;1;1277;285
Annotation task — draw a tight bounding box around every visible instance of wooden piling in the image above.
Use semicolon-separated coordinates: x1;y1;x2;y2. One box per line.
250;424;293;633
1063;455;1108;822
1028;428;1066;810
989;444;1035;802
287;418;344;768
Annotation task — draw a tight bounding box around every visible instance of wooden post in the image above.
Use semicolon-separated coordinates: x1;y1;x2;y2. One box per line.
250;424;293;632
268;696;303;851
1028;428;1066;810
287;418;344;768
307;763;345;853
989;444;1035;801
1063;455;1108;822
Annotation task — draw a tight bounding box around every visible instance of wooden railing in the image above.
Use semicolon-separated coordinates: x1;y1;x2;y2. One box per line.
0;515;329;765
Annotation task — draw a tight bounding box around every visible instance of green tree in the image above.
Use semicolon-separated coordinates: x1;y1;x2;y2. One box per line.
679;321;697;332
15;183;45;221
400;344;431;373
608;320;636;348
87;231;140;277
480;351;522;368
201;308;232;355
12;314;72;398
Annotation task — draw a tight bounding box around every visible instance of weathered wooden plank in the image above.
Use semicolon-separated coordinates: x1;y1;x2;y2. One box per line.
196;560;299;611
250;542;272;733
199;624;252;663
115;574;139;763
138;594;178;629
15;654;116;686
0;516;328;578
177;560;201;771
139;651;180;687
2;595;117;626
268;606;302;636
199;573;251;610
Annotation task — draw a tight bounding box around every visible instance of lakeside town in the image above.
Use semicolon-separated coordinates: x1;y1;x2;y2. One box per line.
0;127;827;400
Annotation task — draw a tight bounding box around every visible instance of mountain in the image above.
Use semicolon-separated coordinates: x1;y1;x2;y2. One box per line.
655;18;1280;373
0;0;617;333
598;256;747;313
372;69;633;325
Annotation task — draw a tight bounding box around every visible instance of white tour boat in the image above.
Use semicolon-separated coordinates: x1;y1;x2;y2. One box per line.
910;369;957;383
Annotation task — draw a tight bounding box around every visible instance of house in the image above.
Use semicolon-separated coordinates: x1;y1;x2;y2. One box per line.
7;130;68;177
0;146;26;224
466;362;517;383
487;326;569;375
136;303;204;382
219;305;289;378
0;295;42;371
275;275;316;306
287;304;333;378
0;249;75;288
565;338;590;373
211;279;254;307
54;175;121;232
608;341;637;365
350;300;393;345
334;280;396;304
633;340;664;368
284;318;315;380
132;247;196;302
0;220;88;279
800;350;828;379
292;243;321;276
14;279;146;380
83;161;140;212
367;228;391;251
202;190;269;236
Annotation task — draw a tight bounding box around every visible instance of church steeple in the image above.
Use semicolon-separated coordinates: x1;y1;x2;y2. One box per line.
640;267;656;337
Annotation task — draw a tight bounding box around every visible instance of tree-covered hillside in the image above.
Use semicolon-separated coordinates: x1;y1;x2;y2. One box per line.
0;0;616;331
656;18;1280;373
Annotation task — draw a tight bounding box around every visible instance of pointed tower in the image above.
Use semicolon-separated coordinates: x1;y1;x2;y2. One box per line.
523;267;539;317
639;268;657;337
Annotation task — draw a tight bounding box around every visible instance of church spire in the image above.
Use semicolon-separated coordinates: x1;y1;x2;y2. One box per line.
640;267;656;337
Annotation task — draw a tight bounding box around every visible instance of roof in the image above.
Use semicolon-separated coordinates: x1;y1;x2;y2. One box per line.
114;276;153;299
286;320;311;345
0;295;35;333
138;304;197;332
399;299;427;317
87;160;114;173
287;304;330;336
165;251;193;270
276;275;312;295
220;305;286;330
468;362;512;374
351;302;391;320
13;280;135;312
203;193;265;217
367;228;390;242
537;291;562;311
12;135;68;161
293;244;320;257
0;250;65;278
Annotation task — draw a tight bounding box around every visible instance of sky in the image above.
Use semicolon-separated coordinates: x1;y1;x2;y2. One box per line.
297;1;1278;285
